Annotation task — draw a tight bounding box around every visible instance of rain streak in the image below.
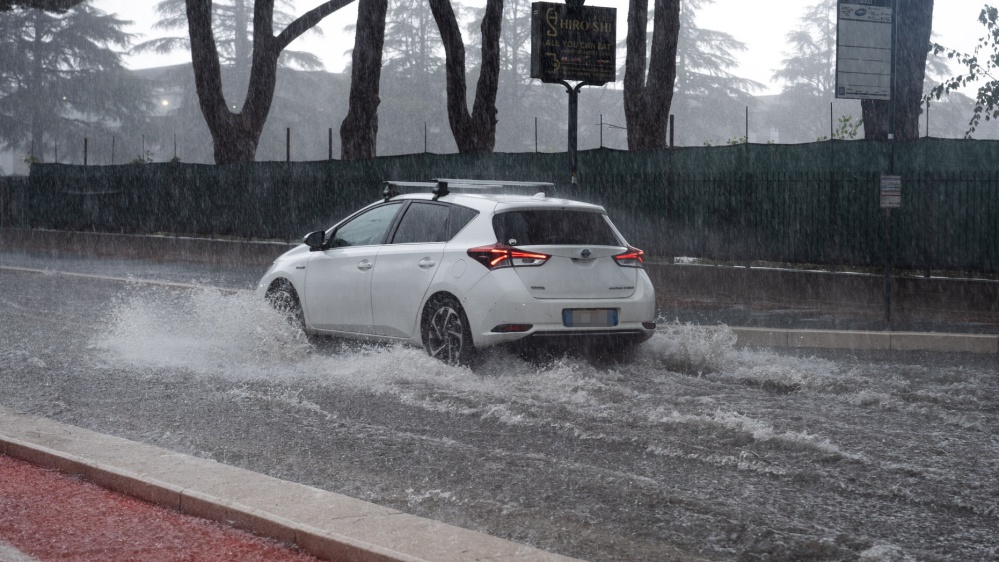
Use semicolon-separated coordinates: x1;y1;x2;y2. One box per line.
1;274;992;561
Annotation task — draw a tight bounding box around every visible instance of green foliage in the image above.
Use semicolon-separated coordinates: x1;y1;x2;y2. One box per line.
135;0;322;73
772;0;837;96
0;4;151;160
130;150;153;165
816;114;863;141
0;0;82;12
928;5;999;136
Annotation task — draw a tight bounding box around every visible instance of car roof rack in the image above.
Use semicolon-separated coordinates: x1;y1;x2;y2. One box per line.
382;179;555;202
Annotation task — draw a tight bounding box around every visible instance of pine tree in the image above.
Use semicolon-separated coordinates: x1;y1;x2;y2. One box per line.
184;0;352;164
136;0;324;107
0;2;151;163
772;0;837;98
0;0;82;12
633;0;761;146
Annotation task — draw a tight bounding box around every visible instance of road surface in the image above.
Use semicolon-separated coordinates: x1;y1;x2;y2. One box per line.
1;257;996;561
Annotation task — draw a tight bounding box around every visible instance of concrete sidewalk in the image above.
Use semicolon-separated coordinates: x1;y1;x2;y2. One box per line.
0;406;579;562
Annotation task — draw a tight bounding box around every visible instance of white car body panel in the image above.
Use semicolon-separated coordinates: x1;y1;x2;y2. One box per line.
370;242;446;338
304;246;378;333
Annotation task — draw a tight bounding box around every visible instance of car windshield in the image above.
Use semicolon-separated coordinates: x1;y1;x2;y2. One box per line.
492;210;621;246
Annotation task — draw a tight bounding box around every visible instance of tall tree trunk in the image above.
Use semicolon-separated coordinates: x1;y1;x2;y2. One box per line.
340;0;387;160
624;0;680;150
862;0;934;141
233;0;251;104
428;0;503;154
186;0;352;165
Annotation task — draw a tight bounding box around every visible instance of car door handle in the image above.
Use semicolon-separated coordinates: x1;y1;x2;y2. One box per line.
418;258;437;269
357;260;373;271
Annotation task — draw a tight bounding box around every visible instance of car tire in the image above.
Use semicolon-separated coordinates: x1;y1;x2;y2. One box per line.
265;280;309;336
422;295;476;366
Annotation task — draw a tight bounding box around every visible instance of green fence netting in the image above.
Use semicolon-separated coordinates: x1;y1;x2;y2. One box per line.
2;138;997;273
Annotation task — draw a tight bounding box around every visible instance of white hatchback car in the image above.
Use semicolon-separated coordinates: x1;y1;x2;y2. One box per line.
257;179;657;364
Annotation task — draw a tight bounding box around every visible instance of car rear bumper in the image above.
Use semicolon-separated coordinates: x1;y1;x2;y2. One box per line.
462;268;657;348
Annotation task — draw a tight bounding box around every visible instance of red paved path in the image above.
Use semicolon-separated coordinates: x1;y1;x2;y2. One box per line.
0;454;320;561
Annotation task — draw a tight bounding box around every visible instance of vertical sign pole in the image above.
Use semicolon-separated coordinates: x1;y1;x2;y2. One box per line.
563;81;586;184
884;207;892;325
531;2;616;186
567;82;578;183
884;0;897;327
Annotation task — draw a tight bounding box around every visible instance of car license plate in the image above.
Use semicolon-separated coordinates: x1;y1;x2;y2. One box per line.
562;308;618;328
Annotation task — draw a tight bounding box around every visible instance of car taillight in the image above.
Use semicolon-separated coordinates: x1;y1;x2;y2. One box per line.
467;244;550;270
614;247;645;268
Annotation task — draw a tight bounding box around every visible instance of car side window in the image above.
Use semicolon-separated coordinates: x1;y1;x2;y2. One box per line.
391;202;449;244
448;205;478;239
329;202;402;248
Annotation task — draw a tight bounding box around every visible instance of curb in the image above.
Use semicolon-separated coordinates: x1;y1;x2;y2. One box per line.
730;327;999;354
0;406;580;562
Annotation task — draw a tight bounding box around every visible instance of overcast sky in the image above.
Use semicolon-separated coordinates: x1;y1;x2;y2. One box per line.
91;0;989;95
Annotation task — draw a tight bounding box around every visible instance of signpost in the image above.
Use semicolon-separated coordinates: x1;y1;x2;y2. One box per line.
835;0;893;100
531;1;616;184
879;175;901;209
880;174;901;324
838;0;897;327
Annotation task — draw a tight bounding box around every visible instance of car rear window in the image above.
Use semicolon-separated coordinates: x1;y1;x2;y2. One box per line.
492;210;621;246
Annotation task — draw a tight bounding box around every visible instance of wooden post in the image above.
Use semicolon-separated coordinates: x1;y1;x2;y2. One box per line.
286;128;291;162
84;137;88;166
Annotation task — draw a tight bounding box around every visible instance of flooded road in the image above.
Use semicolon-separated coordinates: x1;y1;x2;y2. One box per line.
1;262;997;562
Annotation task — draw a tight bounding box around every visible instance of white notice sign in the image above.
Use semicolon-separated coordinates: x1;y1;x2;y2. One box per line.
836;0;893;100
880;175;901;208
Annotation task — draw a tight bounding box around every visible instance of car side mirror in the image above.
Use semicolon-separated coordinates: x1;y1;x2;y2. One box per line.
304;231;326;251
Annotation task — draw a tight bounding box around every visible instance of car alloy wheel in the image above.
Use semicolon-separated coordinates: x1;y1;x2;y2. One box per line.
423;296;474;366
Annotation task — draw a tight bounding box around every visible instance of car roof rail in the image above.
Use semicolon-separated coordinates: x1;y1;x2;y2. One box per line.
382;181;435;201
383;179;556;202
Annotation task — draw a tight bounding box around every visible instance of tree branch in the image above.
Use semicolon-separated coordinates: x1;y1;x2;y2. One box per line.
276;0;354;52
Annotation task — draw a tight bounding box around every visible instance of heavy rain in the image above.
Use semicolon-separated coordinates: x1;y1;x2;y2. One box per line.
2;0;999;561
0;256;997;561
